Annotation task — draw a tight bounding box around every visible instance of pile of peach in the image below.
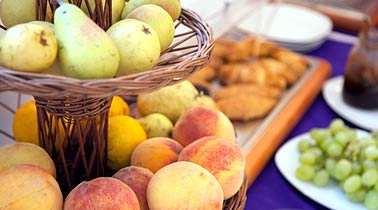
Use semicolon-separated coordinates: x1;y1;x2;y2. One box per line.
0;106;245;210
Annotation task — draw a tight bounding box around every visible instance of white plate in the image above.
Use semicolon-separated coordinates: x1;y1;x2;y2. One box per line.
237;3;332;45
275;130;369;210
322;76;378;131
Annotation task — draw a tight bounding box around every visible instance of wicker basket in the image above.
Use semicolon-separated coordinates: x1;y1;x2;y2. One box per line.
0;1;247;208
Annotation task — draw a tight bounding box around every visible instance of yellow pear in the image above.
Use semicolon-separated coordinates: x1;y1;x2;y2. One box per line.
137;80;201;122
0;0;53;28
107;19;160;76
122;0;181;21
127;4;175;51
0;23;57;73
54;3;120;79
29;21;55;34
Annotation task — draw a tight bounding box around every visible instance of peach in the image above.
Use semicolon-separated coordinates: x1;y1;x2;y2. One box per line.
172;106;236;146
147;161;223;210
178;136;245;199
113;166;154;210
131;137;183;173
0;164;63;210
0;142;56;177
64;177;140;210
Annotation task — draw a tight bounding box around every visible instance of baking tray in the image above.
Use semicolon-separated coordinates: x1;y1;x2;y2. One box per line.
0;55;330;189
233;55;331;187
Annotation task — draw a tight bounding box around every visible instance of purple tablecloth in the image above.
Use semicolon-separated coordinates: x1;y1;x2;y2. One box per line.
244;36;356;210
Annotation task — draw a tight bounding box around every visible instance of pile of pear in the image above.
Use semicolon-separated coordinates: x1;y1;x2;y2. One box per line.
0;0;181;79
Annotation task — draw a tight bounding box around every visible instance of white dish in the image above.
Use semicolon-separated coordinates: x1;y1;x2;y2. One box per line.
276;37;327;52
275;130;369;210
237;3;332;51
322;76;378;131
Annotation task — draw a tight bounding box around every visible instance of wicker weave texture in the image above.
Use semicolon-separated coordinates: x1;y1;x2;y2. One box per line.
0;9;214;98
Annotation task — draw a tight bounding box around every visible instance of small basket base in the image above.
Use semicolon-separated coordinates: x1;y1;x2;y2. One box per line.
35;96;112;195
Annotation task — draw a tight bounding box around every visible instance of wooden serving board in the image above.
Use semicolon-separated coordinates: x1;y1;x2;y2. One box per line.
232;56;331;187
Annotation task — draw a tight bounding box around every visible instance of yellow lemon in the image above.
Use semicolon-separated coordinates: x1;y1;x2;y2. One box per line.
12;99;65;150
109;96;130;117
107;115;147;170
12;100;39;145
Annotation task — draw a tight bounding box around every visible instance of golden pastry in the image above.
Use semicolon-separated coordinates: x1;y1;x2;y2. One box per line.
218;62;287;89
269;47;308;77
216;93;277;121
189;65;216;82
257;58;298;85
213;83;282;101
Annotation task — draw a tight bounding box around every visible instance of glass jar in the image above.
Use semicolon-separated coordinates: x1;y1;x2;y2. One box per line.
342;28;378;109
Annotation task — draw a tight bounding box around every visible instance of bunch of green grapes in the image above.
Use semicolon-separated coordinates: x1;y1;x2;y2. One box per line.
295;119;378;210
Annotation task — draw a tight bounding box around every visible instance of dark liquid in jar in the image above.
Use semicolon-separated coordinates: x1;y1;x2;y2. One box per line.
342;28;378;110
342;68;378;110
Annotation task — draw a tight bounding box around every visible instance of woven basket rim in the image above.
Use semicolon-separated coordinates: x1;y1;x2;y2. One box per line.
0;8;214;98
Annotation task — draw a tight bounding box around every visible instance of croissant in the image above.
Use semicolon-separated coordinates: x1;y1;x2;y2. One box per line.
212;38;237;58
216;93;277;121
189;65;216;82
269;47;308;77
213;83;282;101
257;58;299;85
218;62;287;89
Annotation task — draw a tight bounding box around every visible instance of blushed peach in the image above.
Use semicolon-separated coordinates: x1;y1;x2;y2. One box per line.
172;106;236;146
64;177;140;210
178;136;245;199
130;137;183;173
0;164;63;210
147;161;223;210
0;142;56;177
113;166;154;210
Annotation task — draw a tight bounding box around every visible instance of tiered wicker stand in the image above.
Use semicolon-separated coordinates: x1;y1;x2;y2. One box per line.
0;1;247;209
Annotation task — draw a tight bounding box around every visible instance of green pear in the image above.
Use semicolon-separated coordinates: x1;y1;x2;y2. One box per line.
137;80;201;122
54;3;120;79
107;19;160;76
127;4;174;51
121;0;181;21
0;0;53;28
0;23;57;73
137;113;173;138
80;0;126;24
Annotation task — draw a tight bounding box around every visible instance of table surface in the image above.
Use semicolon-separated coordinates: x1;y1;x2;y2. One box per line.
244;33;358;210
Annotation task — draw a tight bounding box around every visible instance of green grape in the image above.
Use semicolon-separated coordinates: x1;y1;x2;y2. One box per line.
298;139;312;153
333;159;352;181
364;145;378;160
346;189;367;203
325;158;336;174
299;151;317;165
334;131;350;147
295;164;315;181
346;129;358;140
310;128;332;145
363;159;378;171
308;147;323;158
326;143;343;157
361;137;378;147
312;169;329;186
344;140;361;159
352;161;363;175
320;137;334;151
343;174;362;193
375;183;378;191
364;190;378;210
371;131;378;141
362;169;378;187
329;118;345;134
